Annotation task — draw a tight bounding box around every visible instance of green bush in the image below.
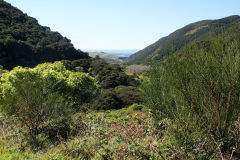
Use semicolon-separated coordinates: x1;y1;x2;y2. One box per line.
128;104;145;111
142;35;240;158
115;86;142;106
91;60;130;89
0;62;98;148
92;86;142;110
92;89;123;110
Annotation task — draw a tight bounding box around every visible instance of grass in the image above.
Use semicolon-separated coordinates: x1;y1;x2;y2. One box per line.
1;104;237;159
0;105;172;159
0;146;36;160
184;25;209;36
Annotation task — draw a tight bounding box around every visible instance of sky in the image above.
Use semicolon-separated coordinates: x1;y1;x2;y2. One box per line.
4;0;240;50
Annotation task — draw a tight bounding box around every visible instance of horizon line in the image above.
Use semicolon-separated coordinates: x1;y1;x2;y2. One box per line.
81;49;141;50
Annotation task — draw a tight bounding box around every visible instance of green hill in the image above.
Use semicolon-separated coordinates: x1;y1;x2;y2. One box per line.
0;0;89;69
126;15;240;64
88;52;124;62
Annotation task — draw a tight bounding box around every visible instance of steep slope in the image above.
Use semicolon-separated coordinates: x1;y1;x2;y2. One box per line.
126;15;240;64
0;0;89;69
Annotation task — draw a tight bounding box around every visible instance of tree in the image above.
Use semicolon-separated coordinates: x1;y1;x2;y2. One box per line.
0;0;90;70
94;55;101;60
91;60;129;88
92;89;123;110
115;86;142;106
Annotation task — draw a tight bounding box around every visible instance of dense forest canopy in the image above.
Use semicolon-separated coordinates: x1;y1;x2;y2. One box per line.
0;0;89;69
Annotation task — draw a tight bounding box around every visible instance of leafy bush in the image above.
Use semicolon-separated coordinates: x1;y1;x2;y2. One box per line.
91;60;130;89
115;86;142;106
92;86;142;110
0;62;98;147
92;89;123;110
43;106;162;159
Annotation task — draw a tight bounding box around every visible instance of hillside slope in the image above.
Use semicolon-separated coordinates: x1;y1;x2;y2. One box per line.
126;15;240;64
88;52;124;62
0;0;89;69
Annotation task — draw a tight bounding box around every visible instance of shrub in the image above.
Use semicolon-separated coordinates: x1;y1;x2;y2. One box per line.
0;62;98;147
92;89;123;110
92;86;142;110
115;86;142;106
128;104;145;111
142;35;240;158
91;60;129;89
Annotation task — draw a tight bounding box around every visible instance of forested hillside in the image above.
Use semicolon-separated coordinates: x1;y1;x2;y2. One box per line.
0;0;239;159
0;0;89;69
126;15;240;64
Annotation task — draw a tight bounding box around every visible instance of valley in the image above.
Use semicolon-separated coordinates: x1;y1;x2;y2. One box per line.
0;0;240;159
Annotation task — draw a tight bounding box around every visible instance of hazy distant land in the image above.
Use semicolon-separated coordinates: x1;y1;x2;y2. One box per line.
84;49;139;57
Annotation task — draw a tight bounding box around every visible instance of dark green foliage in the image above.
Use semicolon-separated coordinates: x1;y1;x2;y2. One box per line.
92;89;123;110
61;59;141;110
61;59;92;73
0;0;89;69
115;86;142;106
62;59;137;89
92;86;142;110
126;75;139;86
40;118;71;142
94;55;101;60
127;15;240;64
91;60;129;88
0;64;6;75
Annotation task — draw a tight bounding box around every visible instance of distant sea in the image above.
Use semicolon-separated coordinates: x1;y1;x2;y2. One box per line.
83;49;139;57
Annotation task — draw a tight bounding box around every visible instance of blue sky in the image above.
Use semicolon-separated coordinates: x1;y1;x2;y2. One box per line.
5;0;240;50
